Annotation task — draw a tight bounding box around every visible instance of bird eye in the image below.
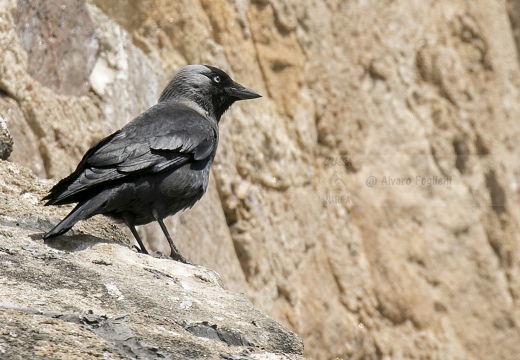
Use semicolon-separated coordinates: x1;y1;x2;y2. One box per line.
212;75;221;84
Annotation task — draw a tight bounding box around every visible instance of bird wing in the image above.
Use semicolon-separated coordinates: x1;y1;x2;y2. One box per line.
44;102;218;205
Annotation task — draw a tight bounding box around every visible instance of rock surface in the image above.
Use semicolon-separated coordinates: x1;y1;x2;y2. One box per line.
1;0;520;359
14;0;98;97
0;115;13;160
0;93;45;176
0;160;304;359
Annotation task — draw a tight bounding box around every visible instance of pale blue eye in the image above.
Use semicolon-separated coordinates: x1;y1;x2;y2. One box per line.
212;75;221;84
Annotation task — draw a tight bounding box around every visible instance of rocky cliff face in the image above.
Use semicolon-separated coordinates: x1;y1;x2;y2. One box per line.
1;0;520;359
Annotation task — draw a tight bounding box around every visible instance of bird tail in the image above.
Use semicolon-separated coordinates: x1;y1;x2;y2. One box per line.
44;199;99;239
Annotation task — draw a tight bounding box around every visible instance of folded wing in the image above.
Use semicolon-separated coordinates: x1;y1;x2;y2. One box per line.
44;103;217;205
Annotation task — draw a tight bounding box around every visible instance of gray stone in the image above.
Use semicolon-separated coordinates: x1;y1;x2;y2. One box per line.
0;115;13;160
13;0;98;96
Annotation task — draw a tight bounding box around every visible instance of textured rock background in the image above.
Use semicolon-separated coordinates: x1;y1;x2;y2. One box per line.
1;0;520;359
0;161;304;359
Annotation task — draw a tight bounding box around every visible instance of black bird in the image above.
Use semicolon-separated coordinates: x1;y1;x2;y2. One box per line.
43;65;261;263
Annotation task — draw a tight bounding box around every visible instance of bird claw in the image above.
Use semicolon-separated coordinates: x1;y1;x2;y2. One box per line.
140;249;192;264
131;244;150;255
170;253;194;265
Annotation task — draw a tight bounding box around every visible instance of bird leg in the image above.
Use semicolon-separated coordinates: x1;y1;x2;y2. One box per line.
156;218;192;264
123;214;149;254
128;224;149;254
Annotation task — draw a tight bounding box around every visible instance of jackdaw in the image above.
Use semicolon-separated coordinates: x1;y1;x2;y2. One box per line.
43;65;261;263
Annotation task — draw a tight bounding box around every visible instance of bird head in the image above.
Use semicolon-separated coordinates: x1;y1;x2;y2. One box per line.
158;65;261;121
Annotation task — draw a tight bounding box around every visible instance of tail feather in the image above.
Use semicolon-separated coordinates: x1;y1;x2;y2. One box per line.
44;199;100;239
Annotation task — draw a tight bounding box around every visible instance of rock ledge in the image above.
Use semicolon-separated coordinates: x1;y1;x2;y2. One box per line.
0;160;304;360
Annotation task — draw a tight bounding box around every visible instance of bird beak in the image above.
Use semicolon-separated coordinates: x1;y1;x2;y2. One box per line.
226;82;262;100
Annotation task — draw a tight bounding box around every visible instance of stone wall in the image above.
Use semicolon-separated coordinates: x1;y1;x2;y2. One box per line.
2;0;520;358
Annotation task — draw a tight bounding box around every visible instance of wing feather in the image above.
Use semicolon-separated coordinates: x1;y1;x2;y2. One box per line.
44;102;217;205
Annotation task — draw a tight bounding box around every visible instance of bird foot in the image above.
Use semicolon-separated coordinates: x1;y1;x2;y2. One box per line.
170;253;194;265
131;245;149;255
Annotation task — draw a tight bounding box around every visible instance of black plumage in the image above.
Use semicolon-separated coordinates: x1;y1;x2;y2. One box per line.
43;65;261;263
